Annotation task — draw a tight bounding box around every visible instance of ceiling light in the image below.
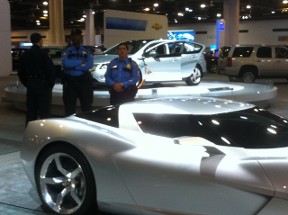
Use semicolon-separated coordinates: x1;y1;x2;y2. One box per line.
143;7;150;12
78;18;85;22
283;0;288;4
43;1;48;6
177;12;184;16
200;4;206;8
153;3;159;7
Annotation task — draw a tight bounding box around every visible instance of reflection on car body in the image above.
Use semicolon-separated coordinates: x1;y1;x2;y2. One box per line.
91;39;207;87
21;96;288;215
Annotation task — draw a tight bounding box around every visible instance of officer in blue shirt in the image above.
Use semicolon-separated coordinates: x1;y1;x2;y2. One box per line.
105;42;140;105
62;29;94;116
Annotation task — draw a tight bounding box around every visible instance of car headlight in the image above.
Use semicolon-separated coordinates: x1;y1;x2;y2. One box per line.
99;63;109;70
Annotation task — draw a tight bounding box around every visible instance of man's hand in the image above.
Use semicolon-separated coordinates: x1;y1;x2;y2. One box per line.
112;83;123;92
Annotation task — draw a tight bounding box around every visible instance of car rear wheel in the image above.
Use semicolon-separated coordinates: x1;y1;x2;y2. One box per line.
185;64;202;86
35;144;96;215
241;69;256;83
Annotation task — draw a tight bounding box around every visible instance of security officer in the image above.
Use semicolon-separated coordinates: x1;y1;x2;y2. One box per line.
18;32;56;126
62;29;94;116
105;42;140;105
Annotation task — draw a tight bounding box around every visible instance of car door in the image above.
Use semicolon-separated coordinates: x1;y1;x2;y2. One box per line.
113;133;268;215
179;41;205;77
273;46;288;76
142;41;181;82
256;46;281;77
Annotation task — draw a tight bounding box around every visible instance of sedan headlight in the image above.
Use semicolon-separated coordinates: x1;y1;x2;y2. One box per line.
99;63;109;70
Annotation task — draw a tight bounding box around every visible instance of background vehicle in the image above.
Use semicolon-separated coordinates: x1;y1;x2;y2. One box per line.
12;46;63;79
11;47;29;72
91;39;207;87
218;44;288;82
204;48;219;73
21;96;288;215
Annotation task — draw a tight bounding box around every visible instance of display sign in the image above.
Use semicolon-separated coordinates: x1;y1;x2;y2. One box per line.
167;30;195;41
19;42;32;47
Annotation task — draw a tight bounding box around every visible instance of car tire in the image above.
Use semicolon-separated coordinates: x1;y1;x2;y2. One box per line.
185;64;202;86
35;144;97;215
241;69;256;83
137;68;144;88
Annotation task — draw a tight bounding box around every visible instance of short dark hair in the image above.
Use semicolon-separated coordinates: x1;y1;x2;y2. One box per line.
30;33;42;44
71;28;82;36
117;42;128;50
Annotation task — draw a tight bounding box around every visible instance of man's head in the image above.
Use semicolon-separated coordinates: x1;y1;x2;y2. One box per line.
30;33;43;47
117;42;129;60
70;28;82;47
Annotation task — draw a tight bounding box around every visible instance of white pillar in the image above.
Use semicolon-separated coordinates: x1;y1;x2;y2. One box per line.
223;0;240;46
49;0;65;46
0;0;12;76
85;9;95;46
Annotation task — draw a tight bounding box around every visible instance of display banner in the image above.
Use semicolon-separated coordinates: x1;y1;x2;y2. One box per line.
104;10;168;48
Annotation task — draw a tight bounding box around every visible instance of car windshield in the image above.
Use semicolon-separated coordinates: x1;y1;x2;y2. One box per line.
76;106;120;127
133;107;288;149
103;40;153;55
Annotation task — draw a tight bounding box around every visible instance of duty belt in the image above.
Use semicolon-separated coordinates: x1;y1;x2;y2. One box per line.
29;74;45;79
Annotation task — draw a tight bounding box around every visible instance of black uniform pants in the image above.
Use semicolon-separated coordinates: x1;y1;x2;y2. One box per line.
62;77;93;116
109;86;138;105
26;87;52;126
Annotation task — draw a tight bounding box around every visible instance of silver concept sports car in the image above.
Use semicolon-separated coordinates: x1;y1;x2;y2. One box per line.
21;97;288;215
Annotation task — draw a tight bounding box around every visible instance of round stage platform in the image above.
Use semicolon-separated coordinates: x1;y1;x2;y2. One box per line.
4;80;277;116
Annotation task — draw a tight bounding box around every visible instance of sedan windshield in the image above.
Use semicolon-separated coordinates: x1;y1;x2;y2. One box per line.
134;107;288;148
103;40;153;55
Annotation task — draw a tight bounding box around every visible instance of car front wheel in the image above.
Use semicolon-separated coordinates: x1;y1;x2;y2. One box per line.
35;144;96;215
185;64;202;86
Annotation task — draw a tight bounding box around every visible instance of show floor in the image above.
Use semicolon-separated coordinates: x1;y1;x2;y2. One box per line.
0;73;288;214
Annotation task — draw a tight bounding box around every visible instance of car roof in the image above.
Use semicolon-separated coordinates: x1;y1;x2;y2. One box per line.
230;44;287;48
120;97;255;115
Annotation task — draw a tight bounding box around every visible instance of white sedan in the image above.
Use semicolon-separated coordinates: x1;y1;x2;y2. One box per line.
91;39;207;87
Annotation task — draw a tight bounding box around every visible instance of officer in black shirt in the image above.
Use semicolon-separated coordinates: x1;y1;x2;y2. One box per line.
62;29;94;116
18;32;56;126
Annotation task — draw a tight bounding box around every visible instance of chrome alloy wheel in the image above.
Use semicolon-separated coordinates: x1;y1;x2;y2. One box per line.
39;152;86;214
186;65;202;86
